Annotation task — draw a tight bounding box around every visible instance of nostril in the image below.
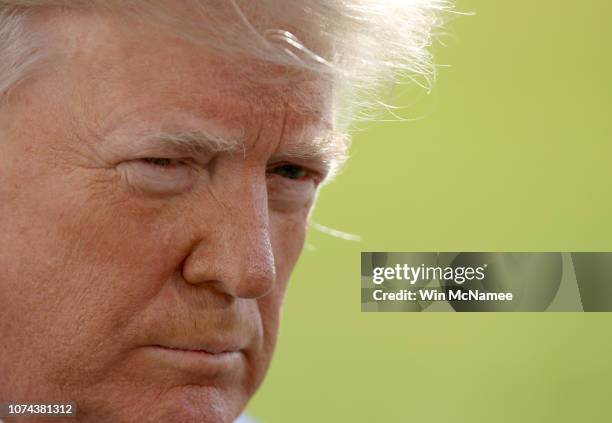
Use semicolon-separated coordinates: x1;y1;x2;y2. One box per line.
237;266;276;299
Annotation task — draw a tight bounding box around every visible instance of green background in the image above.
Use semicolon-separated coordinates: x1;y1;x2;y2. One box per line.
248;1;612;422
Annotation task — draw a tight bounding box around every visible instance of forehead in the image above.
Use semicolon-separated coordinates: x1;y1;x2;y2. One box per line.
42;9;335;148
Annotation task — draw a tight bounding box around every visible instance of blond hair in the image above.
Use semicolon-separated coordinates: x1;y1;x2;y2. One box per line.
0;0;451;128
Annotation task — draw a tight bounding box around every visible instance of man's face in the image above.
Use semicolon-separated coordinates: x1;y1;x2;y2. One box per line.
0;10;334;423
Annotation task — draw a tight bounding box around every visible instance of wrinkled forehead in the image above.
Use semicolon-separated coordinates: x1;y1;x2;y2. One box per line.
39;5;335;126
29;9;335;156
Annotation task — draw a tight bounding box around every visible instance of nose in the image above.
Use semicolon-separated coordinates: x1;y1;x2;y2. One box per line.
181;177;276;299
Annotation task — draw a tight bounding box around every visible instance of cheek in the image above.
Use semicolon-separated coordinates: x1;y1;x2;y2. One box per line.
270;207;310;275
0;167;185;392
256;207;309;353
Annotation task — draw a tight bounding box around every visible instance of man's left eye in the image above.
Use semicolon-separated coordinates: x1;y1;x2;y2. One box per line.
268;164;310;181
141;157;181;167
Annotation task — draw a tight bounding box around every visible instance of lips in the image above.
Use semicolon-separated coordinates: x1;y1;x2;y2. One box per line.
138;312;256;375
143;341;245;376
152;343;241;355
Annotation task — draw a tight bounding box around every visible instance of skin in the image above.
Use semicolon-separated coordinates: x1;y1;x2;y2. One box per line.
0;8;336;423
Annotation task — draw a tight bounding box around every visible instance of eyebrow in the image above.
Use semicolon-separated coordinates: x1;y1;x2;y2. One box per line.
106;127;244;156
274;132;348;173
107;127;348;174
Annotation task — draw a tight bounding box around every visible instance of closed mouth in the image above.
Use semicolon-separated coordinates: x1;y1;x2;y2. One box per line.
152;344;240;355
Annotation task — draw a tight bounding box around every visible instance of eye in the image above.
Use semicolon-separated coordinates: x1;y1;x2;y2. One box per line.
266;163;321;213
141;157;181;167
268;164;311;181
118;157;197;196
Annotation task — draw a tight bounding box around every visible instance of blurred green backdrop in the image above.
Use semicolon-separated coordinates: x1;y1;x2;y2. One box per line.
247;1;612;422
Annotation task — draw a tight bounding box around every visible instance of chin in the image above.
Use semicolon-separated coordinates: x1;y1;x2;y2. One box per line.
151;385;248;423
144;384;247;423
76;384;247;423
